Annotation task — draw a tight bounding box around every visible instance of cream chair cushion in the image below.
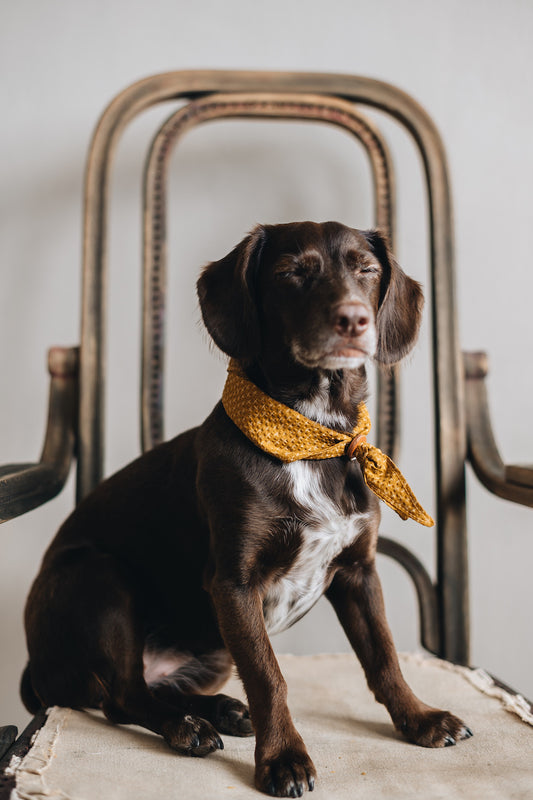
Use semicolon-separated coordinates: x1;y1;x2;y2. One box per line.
8;653;533;800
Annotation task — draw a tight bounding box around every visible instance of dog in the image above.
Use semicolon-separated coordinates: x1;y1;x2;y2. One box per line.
22;221;471;798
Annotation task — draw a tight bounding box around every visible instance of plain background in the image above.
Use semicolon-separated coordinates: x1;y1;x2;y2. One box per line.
1;0;532;734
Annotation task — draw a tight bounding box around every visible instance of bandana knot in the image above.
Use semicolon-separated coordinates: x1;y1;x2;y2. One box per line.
222;360;434;527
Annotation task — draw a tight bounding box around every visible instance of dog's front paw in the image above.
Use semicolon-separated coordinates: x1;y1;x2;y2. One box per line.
162;714;224;757
397;708;473;748
255;750;316;797
213;694;254;736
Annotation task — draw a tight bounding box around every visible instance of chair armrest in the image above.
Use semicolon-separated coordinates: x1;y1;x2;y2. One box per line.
464;351;533;507
0;347;79;524
0;725;18;761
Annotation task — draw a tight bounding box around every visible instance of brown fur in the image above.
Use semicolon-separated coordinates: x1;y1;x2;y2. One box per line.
23;222;470;797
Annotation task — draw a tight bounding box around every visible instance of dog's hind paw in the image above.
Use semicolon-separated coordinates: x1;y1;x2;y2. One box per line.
213;695;254;737
162;714;224;757
397;708;473;748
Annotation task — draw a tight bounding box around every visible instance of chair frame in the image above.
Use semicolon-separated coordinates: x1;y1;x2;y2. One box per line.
2;70;532;674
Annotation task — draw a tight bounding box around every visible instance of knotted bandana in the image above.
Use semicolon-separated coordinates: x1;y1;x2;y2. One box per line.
222;360;434;527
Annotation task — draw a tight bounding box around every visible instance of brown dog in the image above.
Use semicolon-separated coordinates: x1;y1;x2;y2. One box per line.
22;222;471;797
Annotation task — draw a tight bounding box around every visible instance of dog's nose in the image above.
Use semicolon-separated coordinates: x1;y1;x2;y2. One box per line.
333;303;370;337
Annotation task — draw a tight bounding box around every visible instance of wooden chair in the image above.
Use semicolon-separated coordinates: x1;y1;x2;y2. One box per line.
1;70;532;799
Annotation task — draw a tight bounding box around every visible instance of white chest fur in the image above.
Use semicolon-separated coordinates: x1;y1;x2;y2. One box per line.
262;460;367;636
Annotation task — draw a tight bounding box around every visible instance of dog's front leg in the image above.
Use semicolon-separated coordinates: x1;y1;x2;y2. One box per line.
326;562;472;747
211;578;316;797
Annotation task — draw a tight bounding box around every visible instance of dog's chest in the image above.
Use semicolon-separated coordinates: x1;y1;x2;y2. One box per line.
262;461;366;636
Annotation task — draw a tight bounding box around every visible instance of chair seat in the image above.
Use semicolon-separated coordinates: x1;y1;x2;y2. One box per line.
7;653;533;799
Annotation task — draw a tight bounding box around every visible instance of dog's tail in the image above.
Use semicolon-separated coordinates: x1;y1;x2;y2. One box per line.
20;662;43;714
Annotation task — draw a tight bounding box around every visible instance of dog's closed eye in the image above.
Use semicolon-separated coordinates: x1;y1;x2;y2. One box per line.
198;222;423;369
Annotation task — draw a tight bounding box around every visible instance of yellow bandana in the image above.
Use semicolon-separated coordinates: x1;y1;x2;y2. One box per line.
222;361;434;527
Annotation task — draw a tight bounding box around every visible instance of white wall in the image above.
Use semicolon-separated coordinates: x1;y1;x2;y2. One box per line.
1;0;532;734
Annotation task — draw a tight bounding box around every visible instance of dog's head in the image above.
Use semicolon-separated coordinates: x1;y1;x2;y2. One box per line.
197;221;423;370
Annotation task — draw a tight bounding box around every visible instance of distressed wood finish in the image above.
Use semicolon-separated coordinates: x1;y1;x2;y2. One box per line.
464;351;533;507
0;347;79;523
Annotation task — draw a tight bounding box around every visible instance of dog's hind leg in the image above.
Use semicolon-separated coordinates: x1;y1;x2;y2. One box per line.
102;674;227;757
89;599;230;755
25;552;225;756
146;649;254;737
94;625;231;755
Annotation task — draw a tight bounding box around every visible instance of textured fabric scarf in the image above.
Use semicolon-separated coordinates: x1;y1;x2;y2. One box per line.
222;360;434;527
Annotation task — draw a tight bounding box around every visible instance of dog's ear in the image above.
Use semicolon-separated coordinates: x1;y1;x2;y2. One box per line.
197;225;266;360
363;230;424;365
